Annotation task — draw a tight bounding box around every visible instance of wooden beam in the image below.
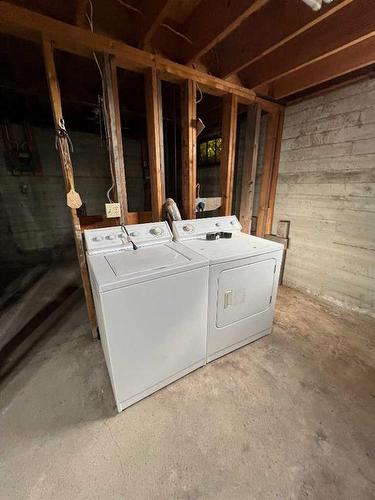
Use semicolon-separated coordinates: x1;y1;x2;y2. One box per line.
218;0;354;78
220;93;238;216
0;2;278;111
42;38;98;339
265;111;284;235
181;80;197;219
239;104;261;234
137;0;171;48
179;0;270;64
273;35;375;99
256;112;278;237
102;54;129;224
242;0;375;89
145;67;164;221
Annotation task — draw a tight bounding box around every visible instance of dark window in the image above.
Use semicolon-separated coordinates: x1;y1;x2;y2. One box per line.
198;136;222;166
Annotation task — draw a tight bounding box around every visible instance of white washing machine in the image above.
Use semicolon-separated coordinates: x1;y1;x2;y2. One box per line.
172;216;283;363
85;221;209;412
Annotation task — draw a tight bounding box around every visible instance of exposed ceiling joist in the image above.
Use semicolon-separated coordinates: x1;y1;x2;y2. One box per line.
216;0;354;79
272;34;375;99
137;0;172;48
179;0;270;64
0;1;283;113
242;0;375;89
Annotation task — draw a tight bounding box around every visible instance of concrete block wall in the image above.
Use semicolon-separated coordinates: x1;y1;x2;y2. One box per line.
0;126;144;265
273;78;375;317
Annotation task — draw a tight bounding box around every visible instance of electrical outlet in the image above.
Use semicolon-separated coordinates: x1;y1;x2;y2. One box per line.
105;203;121;218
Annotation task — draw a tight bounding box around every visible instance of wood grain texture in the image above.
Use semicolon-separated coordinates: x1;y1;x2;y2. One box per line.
42;38;98;339
220;93;238;216
239;104;262;233
273;35;375;99
102;54;129;224
145;67;164;221
242;0;375;88
218;0;354;78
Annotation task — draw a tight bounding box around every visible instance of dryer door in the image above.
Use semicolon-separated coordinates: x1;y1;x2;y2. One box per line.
216;258;276;328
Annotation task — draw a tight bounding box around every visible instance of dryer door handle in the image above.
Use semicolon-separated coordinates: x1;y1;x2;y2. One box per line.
224;290;233;309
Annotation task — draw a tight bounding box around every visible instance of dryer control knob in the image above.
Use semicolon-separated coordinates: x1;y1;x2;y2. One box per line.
230;220;235;225
129;231;139;237
93;236;103;242
183;224;194;232
150;226;163;236
215;222;221;227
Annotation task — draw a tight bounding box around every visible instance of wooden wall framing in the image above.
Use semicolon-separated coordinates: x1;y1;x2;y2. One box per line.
0;1;285;337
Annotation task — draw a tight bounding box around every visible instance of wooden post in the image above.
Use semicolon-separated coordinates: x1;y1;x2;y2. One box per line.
145;67;164;220
265;110;284;235
256;111;279;237
181;79;197;219
220;93;238;216
239;103;261;233
42;38;98;339
102;54;129;224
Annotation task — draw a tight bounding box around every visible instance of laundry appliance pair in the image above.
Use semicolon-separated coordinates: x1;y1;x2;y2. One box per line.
85;216;283;411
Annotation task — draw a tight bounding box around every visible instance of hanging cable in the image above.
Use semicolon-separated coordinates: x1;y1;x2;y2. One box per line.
86;0;115;203
196;83;203;104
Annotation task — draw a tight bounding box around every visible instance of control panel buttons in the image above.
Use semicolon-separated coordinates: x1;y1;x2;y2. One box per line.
230;220;235;225
93;236;103;242
106;234;116;240
150;226;163;236
183;224;194;232
129;231;139;237
119;233;127;239
215;222;221;227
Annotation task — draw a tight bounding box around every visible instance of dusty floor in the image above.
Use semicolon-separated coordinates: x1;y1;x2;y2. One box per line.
1;263;375;499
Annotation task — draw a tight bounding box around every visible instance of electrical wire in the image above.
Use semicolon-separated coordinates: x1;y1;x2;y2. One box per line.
86;0;115;203
196;83;203;104
160;23;193;44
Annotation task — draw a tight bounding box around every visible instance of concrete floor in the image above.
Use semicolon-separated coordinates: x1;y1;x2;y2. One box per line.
1;263;375;499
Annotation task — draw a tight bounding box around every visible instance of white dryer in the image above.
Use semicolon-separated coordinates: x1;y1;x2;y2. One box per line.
85;221;209;412
172;216;283;363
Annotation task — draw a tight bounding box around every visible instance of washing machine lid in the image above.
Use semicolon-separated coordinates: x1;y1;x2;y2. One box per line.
179;232;283;265
87;242;208;292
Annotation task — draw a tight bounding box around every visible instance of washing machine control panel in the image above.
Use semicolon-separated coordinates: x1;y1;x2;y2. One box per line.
173;216;242;241
85;222;172;254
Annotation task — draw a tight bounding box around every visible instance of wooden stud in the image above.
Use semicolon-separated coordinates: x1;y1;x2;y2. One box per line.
265;110;284;235
239;104;262;234
273;35;375;99
255;112;278;237
42;38;98;339
102;54;129;224
220;93;238;216
181;80;197;219
145;67;164;221
242;0;375;89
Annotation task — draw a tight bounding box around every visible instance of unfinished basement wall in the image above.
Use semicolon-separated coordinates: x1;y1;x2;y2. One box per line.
0;126;143;267
272;78;375;317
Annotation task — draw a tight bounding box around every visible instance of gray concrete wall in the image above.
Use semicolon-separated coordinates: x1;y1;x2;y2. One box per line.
0;126;144;265
273;78;375;317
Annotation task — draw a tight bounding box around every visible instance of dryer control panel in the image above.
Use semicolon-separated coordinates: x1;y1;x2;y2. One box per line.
173;216;242;241
85;222;173;254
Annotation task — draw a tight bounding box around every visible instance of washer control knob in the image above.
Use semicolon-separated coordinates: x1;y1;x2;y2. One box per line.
119;233;127;239
183;224;194;232
129;231;139;237
93;236;103;242
215;222;221;227
106;234;116;240
150;226;163;236
230;220;235;225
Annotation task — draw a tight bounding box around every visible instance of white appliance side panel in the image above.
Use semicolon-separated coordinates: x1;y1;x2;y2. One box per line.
216;258;276;328
100;267;209;407
207;250;283;361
